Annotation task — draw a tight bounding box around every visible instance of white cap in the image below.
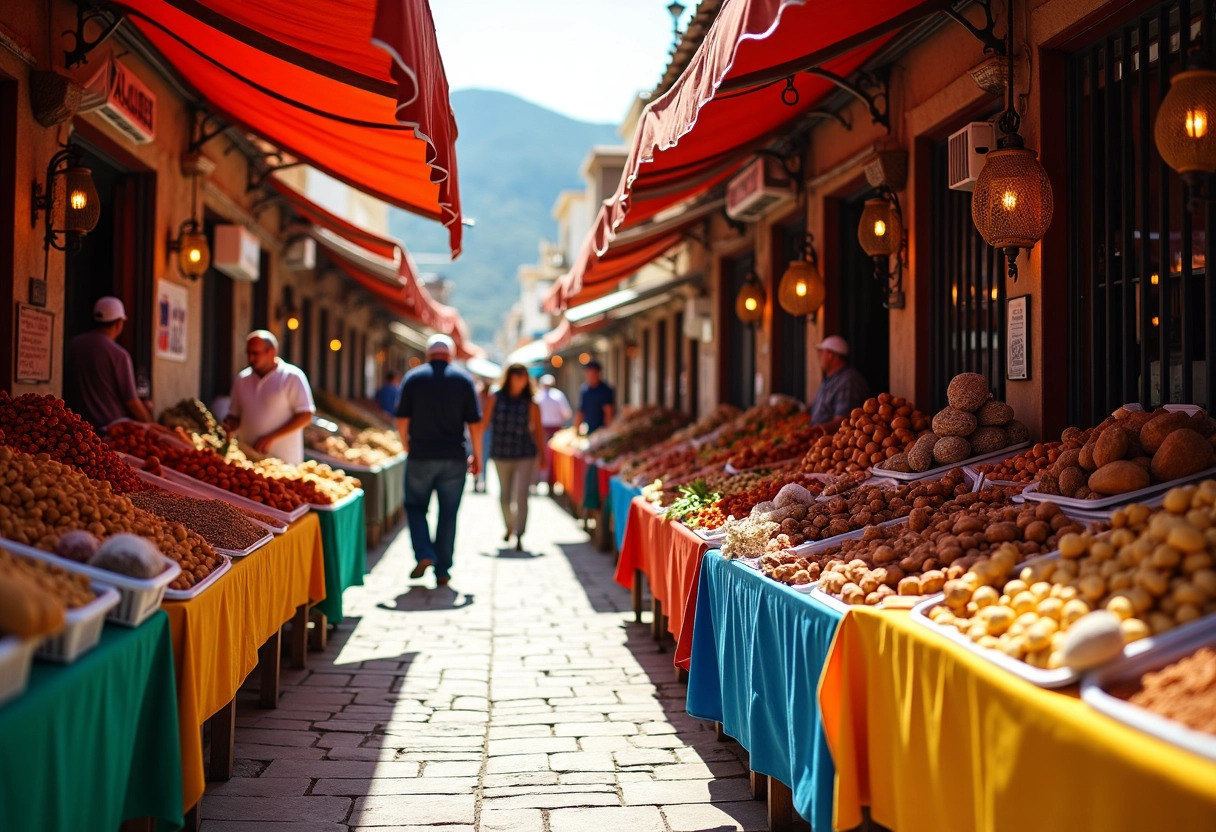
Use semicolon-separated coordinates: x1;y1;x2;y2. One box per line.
540;374;555;386
426;333;455;357
816;335;849;356
93;296;127;323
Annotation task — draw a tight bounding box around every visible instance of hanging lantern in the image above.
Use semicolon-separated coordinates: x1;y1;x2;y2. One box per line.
969;0;1053;281
735;273;765;325
172;219;211;280
777;235;824;318
63;165;100;235
1155;67;1216;188
857;197;901;258
32;147;100;251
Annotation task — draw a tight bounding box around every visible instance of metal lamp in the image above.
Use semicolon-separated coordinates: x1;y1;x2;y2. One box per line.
777;235;824;319
1155;64;1216;192
170;171;211;280
32;146;100;251
735;272;766;325
858;193;907;308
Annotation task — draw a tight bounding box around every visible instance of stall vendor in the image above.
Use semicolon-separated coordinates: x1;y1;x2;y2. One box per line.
223;330;316;464
64;297;152;428
808;335;869;432
576;360;615;435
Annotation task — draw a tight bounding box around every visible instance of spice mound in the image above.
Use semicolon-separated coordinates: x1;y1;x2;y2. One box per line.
1121;646;1216;736
129;492;269;552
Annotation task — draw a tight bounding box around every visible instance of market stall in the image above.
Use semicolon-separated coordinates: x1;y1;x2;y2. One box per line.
0;612;184;832
312;490;367;624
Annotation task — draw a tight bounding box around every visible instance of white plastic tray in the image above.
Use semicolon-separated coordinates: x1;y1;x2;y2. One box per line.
789;515;910;556
37;584;120;663
163;554;232;601
125;453;310;525
310;487;364;513
1021;465;1216;512
0;536;180;628
1081;620;1216;761
213;531;274;559
871;441;1031;482
0;636;40;707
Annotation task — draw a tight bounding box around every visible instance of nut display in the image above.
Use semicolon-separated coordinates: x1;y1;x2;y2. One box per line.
727;414;823;470
129;491;271;551
0;569;66;638
160;398;229;453
0;392;150;494
976;442;1064;483
803;393;931;474
0;545;93;608
0;446;219;590
225;448;359;504
1117;646;1216;735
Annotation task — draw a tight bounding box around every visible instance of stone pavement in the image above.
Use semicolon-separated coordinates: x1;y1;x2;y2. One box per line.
202;485;771;832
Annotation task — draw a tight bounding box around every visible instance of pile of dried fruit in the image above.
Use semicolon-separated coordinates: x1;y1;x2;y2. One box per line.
975;442;1063;483
128;492;270;551
727;414;823;470
802;394;930;474
0;392;149;493
0;446;219;589
160;398;229;453
226;449;359;504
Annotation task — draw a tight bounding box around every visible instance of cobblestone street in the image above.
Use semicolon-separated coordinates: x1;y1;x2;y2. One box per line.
203;487;764;832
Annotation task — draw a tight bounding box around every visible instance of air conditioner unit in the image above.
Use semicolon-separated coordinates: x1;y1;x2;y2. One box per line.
682;297;714;343
948;122;996;192
725;157;794;223
78;57;156;144
212;225;261;282
284;236;316;271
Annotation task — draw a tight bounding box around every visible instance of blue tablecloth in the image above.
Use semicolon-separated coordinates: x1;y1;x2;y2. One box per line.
609;476;643;552
686;550;843;832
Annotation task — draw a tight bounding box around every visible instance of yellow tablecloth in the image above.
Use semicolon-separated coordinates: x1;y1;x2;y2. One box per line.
162;513;326;811
819;607;1216;832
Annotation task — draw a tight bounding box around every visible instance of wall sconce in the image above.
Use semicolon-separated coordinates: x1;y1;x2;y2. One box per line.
31;146;100;251
777;234;825;320
857;192;906;309
1155;57;1216;201
625;344;639;359
329;338;342;352
970;0;1053;281
169;172;210;279
735;272;766;326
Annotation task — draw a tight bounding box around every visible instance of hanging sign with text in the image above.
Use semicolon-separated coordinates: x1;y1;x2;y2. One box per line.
15;303;54;384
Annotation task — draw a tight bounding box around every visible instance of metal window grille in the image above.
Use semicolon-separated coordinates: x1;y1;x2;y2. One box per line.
1067;0;1216;426
928;140;1005;413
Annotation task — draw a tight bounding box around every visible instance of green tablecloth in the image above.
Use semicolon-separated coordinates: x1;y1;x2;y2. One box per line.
358;465;386;528
314;491;367;622
0;611;183;831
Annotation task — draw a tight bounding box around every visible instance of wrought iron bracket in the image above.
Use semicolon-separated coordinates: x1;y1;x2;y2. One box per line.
943;0;1007;56
245;154;303;193
803;108;852;131
189;110;229;154
803;67;889;130
755;148;803;186
64;1;124;69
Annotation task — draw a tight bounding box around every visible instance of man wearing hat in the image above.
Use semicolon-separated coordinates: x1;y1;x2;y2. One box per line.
396;334;482;586
534;374;571;488
64;296;152;427
809;335;870;432
575;360;615;435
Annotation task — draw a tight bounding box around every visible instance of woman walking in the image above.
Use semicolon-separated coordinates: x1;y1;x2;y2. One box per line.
483;364;546;550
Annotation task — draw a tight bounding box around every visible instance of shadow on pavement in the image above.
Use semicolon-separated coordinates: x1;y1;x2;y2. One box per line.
377;585;475;612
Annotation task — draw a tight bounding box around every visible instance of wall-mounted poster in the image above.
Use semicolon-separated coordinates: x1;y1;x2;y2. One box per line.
15;304;54;383
155;279;188;362
1007;294;1030;381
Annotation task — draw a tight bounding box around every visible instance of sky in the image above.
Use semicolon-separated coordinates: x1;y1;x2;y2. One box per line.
430;0;693;125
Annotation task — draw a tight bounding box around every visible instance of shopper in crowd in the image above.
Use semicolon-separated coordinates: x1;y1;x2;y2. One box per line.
472;379;493;493
375;370;402;418
534;373;571;488
223;331;316;464
483;364;546;550
396;334;483;586
808;335;870;432
64;297;152;428
575;360;615;435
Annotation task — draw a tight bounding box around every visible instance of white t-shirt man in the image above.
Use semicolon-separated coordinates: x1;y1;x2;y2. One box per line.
534;385;572;429
228;359;315;464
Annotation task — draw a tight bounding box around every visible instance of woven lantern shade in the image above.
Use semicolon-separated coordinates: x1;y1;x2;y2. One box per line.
1155;68;1216;178
735;277;765;325
63;165;101;235
777;258;824;317
971;146;1053;278
857;198;901;257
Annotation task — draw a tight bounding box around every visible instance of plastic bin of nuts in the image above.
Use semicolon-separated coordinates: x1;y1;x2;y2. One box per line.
0;636;39;706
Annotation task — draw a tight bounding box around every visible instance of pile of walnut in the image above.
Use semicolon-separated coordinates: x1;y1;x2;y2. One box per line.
801;394;931;475
1037;407;1216;499
762;491;1081;605
766;468;972;549
879;373;1028;474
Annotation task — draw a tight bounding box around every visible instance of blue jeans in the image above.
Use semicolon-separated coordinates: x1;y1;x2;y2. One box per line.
404;458;468;579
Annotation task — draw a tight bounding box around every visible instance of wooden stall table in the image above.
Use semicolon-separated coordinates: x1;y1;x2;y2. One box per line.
820;607;1216;832
0;612;184;832
162;512;326;818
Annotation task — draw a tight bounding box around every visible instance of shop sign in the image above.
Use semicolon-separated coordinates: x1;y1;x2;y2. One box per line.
15;304;54;384
84;58;156;144
1007;294;1030;381
155;279;188;362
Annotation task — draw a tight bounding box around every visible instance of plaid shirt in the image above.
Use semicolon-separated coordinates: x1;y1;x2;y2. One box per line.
809;366;869;425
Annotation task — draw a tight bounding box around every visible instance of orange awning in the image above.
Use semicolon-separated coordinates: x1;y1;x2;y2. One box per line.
269;177;403;261
546;230;687;312
118;0;463;255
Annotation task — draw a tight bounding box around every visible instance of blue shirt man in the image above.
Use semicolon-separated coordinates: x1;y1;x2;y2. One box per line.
808;335;870;430
576;360;615;434
374;371;401;418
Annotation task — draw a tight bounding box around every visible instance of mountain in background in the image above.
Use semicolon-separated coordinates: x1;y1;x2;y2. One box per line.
389;89;622;350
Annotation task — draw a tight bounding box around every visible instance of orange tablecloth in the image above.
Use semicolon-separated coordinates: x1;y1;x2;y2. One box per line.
819;606;1216;832
550;444;585;505
614;496;709;669
162;513;326;811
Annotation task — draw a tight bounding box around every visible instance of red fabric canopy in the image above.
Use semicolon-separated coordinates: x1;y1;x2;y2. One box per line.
269;177;403;261
577;0;947;276
546;229;687;313
119;0;463;255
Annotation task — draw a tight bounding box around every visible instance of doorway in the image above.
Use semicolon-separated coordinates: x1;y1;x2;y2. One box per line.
838;194;890;395
772;217;809;400
199;214;234;405
721;252;756;409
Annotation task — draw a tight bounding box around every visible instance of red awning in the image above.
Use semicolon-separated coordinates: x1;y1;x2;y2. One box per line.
269;177;403;261
546;230;687;312
581;0;947;264
119;0;463;255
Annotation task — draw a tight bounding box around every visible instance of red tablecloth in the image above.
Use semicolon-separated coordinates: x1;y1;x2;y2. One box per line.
614;496;709;670
596;463;614;498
